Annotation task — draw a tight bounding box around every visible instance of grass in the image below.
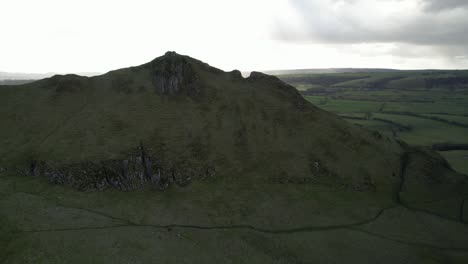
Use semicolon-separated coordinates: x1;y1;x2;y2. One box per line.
372;113;468;146
345;119;394;138
383;101;468;115
305;97;383;113
441;150;468;175
423;114;468;125
1;173;468;264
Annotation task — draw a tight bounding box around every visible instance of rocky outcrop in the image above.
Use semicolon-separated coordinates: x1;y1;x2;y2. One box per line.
151;51;200;97
24;144;215;191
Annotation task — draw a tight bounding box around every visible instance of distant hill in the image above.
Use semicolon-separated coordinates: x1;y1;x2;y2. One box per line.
275;70;468;94
264;68;400;75
0;71;55;80
0;79;38;85
0;71;101;85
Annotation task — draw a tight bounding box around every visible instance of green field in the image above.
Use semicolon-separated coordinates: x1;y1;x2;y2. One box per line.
423;114;468;126
278;70;468;175
372;113;468;146
2;172;468;263
441;150;468;176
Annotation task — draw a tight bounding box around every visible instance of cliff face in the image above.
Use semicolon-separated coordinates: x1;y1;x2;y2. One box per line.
0;52;466;203
26;143;215;191
151;52;201;97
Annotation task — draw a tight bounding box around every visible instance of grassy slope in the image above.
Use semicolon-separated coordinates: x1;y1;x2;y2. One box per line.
1;174;468;264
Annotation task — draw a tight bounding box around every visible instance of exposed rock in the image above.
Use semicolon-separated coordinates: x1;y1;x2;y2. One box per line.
38;145;215;191
151;51;200;96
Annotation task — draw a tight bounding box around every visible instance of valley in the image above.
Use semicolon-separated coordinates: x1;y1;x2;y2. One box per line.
277;70;468;175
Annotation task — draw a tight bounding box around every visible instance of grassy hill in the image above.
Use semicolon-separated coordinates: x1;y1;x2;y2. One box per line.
0;52;409;192
1;52;467;263
279;70;468;92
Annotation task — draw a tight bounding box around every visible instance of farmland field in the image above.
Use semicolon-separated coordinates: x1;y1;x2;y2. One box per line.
278;70;468;175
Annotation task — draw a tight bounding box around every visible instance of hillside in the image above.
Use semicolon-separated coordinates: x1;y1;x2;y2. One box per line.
0;52;409;192
0;71;100;80
1;52;467;263
264;68;399;76
278;70;468;93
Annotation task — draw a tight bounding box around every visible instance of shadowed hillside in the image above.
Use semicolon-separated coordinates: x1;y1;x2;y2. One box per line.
0;52;402;190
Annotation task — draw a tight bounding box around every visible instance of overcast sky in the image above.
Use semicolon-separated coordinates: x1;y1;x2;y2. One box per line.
1;0;467;73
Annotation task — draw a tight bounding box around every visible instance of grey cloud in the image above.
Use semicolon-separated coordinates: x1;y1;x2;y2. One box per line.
276;0;468;46
422;0;468;12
